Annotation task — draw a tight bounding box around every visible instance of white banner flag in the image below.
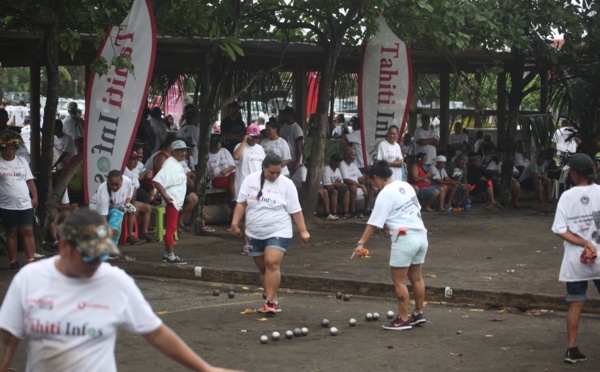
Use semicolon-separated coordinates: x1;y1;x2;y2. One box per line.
84;0;156;202
359;14;412;167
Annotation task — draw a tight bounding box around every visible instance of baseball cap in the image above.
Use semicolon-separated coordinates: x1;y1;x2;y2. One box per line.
128;151;142;159
24;117;31;124
67;101;78;112
58;209;120;262
435;155;446;163
569;153;594;173
171;140;190;150
246;124;261;136
282;106;296;117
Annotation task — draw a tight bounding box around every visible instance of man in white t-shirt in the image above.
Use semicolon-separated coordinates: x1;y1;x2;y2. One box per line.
552;119;578;161
62;101;84;141
344;116;364;169
514;141;530;176
322;153;349;219
278;106;304;174
52;120;76;170
449;122;469;155
340;147;371;218
551;154;600;364
0;209;236;372
414;114;439;166
8;100;28;127
485;148;521;207
519;153;552;204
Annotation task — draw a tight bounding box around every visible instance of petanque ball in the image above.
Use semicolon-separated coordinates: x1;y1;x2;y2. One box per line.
335;292;343;299
329;327;339;336
343;294;351;301
260;335;268;344
285;330;294;340
373;312;380;321
271;331;280;341
228;291;235;299
387;311;395;319
212;289;220;296
365;313;373;321
321;319;330;327
293;328;302;337
301;327;309;336
349;318;357;327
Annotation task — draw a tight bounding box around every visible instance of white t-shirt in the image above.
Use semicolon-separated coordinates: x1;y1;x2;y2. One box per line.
414;127;438;164
377;141;403;181
20;125;32;153
234;143;265;196
322;165;342;186
514;152;529;168
486;160;518;181
149;117;167;153
519;161;546;182
279;122;304;164
339;160;362;182
153;157;188;210
552;127;577;155
345;130;364;168
10;106;28;127
400;141;416;157
207;148;235;179
261;137;291;177
0;256;162;372
367;180;426;241
0;156;34;210
89;177;133;215
237;171;302;239
474;138;484;153
53;134;76;167
449;132;469;147
552;184;600;281
123;166;140;189
62;115;84;142
176;125;200;166
428;164;448;181
291;165;307;188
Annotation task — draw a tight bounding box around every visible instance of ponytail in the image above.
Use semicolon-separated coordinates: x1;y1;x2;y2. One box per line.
257;172;266;200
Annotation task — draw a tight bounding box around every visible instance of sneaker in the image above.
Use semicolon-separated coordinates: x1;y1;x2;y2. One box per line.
362;210;372;217
354;212;364;218
107;255;119;260
142;233;159;243
42;241;59;253
257;301;277;315
326;214;339;221
343;213;352;219
565;347;587;363
9;260;20;272
34;252;45;260
124;255;137;262
163;254;187;264
382;316;412;330
274;302;282;313
409;312;426;326
241;245;251;255
201;225;216;233
126;236;146;245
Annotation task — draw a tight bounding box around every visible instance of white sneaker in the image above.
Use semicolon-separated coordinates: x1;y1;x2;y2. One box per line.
326;214;339;221
34;252;45;259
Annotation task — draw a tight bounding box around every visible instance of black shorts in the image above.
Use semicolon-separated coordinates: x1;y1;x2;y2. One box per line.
0;207;34;231
136;188;151;204
470;180;489;196
520;178;535;191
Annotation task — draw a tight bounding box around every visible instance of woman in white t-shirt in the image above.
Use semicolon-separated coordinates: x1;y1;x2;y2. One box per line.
0;136;37;271
260;120;291;177
0;209;239;372
231;154;310;315
208;137;236;200
351;160;428;331
376;125;404;181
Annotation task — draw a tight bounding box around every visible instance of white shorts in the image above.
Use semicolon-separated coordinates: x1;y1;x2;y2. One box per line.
389;229;428;267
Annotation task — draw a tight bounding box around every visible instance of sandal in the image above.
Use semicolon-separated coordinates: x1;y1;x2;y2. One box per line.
201;225;215;233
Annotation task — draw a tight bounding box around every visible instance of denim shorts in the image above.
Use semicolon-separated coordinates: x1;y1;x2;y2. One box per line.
0;207;34;231
566;280;600;302
417;186;441;200
389;229;428;267
248;237;291;257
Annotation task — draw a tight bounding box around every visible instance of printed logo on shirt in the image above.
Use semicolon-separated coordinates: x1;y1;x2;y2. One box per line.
399;187;405;194
581;196;590;206
26;318;104;338
27;298;54;310
77;301;110;310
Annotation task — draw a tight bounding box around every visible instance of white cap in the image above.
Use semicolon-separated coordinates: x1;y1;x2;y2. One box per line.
435;155;447;163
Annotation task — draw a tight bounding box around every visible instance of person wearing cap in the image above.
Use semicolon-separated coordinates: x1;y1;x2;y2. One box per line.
428;155;462;210
221;102;246;154
260;120;291;177
551;153;599;363
207;137;236;201
0;208;240;372
175;140;204;233
0;133;37;271
377;125;404;181
123;151;156;244
485;148;521;207
410;152;446;212
149;107;168;153
344;116;364;169
62;101;84;140
152;140;192;264
278;106;304;174
233;125;266;254
519;153;553;204
322;153;350;220
414;114;439;167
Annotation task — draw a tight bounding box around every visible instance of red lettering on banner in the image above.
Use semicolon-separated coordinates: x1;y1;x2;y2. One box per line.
114;28;135;47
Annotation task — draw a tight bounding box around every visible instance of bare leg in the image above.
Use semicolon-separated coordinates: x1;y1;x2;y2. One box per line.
342;189;350;214
262;249;285;302
253;255;266;291
20;227;35;262
438;186;447;211
178;193;198;228
318;188;329;215
446;184;457;206
567;301;584;348
330;189;338;215
512;179;521;204
407;264;425;313
486;184;496;205
348;185;357;214
6;230;17;262
135;202;152;235
390;266;410;321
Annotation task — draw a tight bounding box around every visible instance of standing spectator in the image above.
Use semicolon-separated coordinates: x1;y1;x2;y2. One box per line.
0;110;30;163
64;137;85;206
8;100;28;127
177;110;200;167
0;134;37;271
344;116;364;170
62;101;84;141
473;130;485;153
166;114;178;131
20;117;32;153
377;125;404;181
449;122;469;156
410;152;445;212
340;147;371;218
136;107;154;158
322;153;349;220
149;107;167;153
331;114;347;138
89;170;134;249
519;153;553;204
260;120;291;177
231;154;310;315
221;102;246;154
551;154;599;364
233;125;266;255
485;148;521;207
351;160;428;331
52;120;76;170
400;132;416;158
0;209;240;372
207;137;236;201
278;106;304;174
414;114;439;167
552;119;578;163
152;140;190;264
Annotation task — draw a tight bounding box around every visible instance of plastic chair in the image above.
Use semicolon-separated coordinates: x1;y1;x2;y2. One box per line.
118;213;138;245
150;205;178;242
551;166;570;199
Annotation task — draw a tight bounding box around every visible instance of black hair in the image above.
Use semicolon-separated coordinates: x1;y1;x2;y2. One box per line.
163;133;177;149
367;160;393;179
257;154;283;199
106;170;122;205
265;120;280;134
330;153;342;162
184;110;198;125
421;114;430;121
55;119;63;131
349;116;361;129
0;109;8;122
388;125;399;133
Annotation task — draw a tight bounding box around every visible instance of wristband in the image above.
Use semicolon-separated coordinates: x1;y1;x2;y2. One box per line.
357;242;364;246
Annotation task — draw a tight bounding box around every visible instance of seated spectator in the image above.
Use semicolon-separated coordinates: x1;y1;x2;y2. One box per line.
514;141;530;176
410;152;446;212
322;153;350;220
473;130;484;153
544;148;562;180
332;114;348;139
177;143;202;233
428;155;460;210
207;136;236;200
123;151;156;243
449;122;469;155
485;148;521;207
519;153;553;204
291;157;336;220
479;142;495;169
445;154;471;208
340;147;371;218
344;116;364;170
467;156;500;209
41;190;78;253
